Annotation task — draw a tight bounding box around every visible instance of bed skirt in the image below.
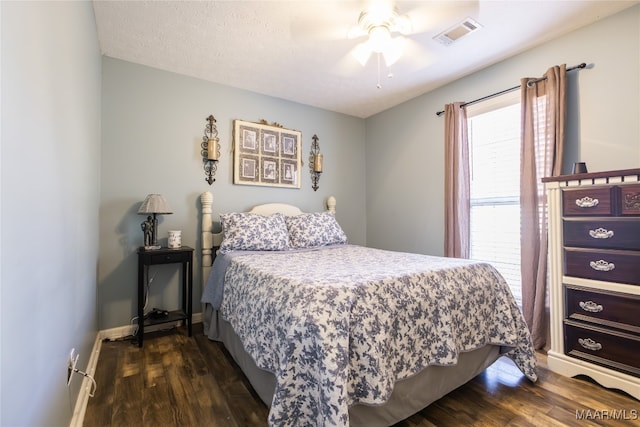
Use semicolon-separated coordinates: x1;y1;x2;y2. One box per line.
203;304;501;426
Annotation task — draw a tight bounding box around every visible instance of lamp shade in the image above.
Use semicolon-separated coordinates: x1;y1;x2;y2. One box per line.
137;194;173;215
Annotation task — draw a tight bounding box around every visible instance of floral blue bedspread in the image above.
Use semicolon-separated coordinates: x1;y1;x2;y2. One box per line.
202;245;537;426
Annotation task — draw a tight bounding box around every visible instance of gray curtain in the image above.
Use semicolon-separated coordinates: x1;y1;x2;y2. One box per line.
444;102;470;259
520;65;566;349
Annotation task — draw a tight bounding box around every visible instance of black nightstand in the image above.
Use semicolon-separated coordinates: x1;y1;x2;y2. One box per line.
137;246;194;347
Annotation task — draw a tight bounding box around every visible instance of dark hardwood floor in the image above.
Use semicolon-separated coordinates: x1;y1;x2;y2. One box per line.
83;323;639;426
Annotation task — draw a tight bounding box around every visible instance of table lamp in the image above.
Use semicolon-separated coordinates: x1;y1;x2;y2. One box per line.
138;194;173;250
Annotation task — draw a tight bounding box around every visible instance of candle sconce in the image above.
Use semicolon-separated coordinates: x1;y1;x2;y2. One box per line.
201;115;220;185
309;134;323;191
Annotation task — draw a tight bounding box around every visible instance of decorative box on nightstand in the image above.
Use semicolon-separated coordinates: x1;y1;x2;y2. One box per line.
137;246;194;347
543;168;640;399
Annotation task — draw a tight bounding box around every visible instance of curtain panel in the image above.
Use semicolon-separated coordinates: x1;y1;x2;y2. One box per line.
444;102;470;259
520;65;567;349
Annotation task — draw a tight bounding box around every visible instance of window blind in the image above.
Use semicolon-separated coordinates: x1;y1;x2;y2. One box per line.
468;99;522;306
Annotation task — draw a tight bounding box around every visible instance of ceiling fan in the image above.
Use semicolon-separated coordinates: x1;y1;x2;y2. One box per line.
345;2;418;88
348;4;411;66
291;1;480;88
296;0;478;88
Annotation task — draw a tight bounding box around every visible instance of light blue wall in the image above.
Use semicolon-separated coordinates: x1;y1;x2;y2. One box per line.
99;58;366;330
1;1;101;426
365;5;640;255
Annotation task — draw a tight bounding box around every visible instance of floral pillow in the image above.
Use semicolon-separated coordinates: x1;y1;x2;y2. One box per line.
219;212;289;254
286;211;347;248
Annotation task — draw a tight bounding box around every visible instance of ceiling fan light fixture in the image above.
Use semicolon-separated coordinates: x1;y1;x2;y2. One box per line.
369;25;391;53
381;36;403;66
348;3;413;86
354;6;411;38
352;42;372;66
382;49;401;67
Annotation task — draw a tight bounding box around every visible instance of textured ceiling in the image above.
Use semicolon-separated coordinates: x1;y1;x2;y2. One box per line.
93;0;638;118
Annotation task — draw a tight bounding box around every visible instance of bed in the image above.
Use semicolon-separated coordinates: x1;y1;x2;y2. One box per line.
199;192;537;426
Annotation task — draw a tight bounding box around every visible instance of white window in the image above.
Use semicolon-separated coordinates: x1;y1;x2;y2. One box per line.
466;91;522;306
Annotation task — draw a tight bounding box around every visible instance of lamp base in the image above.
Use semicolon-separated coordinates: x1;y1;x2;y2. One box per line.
143;245;162;250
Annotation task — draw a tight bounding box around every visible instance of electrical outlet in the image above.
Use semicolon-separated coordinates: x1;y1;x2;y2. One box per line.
67;348;78;386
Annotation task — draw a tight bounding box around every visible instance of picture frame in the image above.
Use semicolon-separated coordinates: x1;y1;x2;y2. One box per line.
233;119;301;188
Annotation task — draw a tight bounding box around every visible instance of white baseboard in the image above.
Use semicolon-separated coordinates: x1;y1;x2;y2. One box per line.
69;333;102;427
69;312;202;426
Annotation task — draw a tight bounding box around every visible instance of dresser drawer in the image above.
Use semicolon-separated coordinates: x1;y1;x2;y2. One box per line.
563;218;640;250
564;248;640;285
146;251;191;265
621;184;640;216
564;321;640;377
563;187;615;216
565;285;640;332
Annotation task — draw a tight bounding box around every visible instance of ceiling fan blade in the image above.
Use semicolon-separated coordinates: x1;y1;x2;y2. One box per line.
392;37;435;73
289;1;365;43
347;25;368;40
331;43;373;77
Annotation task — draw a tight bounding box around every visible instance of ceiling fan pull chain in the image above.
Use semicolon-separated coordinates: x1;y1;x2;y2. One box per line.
377;53;382;89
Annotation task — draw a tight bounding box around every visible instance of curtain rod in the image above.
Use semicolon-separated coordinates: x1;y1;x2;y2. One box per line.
435;62;587;116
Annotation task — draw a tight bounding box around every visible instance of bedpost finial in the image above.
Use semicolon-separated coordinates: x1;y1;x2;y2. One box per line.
327;196;336;213
201;192;213;213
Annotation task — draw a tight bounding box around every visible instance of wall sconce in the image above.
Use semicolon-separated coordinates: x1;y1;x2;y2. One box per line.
201;115;220;185
309;134;323;191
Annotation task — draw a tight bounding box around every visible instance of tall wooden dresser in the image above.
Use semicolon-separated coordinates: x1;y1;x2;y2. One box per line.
543;168;640;399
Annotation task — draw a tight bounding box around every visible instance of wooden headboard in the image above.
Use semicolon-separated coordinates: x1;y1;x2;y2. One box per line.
200;192;336;288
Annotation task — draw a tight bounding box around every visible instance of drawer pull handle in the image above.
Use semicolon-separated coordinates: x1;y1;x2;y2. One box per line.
575;197;599;208
579;300;603;313
589;259;615;272
578;338;602;352
625;193;640;210
588;228;614;239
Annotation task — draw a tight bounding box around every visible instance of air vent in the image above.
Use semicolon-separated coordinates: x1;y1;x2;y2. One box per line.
433;18;482;46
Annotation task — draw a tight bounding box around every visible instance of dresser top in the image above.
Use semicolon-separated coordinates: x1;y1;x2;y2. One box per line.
542;168;640;184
